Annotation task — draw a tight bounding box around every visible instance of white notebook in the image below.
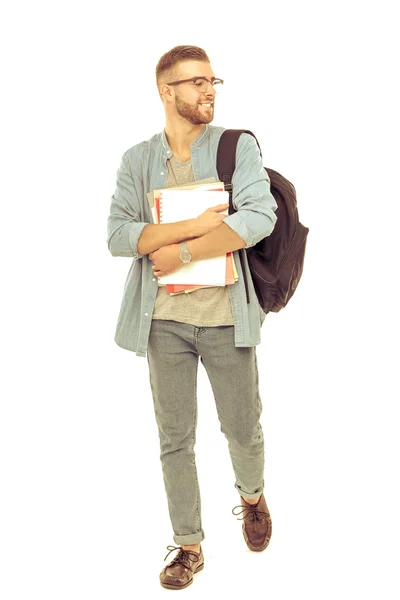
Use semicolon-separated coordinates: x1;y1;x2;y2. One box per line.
157;189;230;286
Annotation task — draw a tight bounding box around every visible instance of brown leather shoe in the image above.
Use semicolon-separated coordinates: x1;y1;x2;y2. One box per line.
232;493;272;551
160;545;204;589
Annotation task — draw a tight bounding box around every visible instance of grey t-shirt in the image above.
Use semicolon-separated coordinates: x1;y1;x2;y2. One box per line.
152;154;234;326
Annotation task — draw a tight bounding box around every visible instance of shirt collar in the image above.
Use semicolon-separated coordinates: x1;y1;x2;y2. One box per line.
161;124;209;157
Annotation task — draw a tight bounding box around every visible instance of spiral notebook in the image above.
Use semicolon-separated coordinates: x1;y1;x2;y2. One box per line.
157;189;230;286
147;179;223;225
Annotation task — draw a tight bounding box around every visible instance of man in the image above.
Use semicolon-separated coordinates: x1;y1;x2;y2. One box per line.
107;45;277;590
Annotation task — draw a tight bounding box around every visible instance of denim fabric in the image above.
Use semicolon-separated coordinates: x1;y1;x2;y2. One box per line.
146;319;265;545
107;124;278;357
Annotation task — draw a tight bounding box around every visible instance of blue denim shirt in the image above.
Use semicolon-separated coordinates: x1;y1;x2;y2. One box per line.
107;124;278;357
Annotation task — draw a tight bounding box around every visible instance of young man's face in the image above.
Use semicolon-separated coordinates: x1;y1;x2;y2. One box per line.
171;60;218;125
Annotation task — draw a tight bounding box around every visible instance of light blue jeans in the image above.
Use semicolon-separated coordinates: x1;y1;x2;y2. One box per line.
146;319;265;545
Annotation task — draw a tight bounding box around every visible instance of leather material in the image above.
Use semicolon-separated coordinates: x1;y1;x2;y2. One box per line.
232;493;272;551
160;545;204;589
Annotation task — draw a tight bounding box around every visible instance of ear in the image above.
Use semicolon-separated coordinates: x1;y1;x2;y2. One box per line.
159;84;174;103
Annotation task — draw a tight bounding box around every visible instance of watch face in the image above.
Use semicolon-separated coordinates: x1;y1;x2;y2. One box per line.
181;250;191;262
180;243;191;262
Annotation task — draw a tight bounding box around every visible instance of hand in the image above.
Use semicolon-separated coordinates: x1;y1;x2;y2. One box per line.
193;203;230;236
149;244;183;277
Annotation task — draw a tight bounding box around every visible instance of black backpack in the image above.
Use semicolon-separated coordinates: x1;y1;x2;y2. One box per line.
216;129;309;314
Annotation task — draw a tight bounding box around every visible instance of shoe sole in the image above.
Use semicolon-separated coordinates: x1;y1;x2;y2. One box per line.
160;562;204;589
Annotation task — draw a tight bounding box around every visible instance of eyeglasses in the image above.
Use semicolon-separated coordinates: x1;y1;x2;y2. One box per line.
166;76;224;93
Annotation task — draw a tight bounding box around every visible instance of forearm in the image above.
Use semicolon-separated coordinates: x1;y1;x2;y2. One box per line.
186;222;246;261
137;219;198;255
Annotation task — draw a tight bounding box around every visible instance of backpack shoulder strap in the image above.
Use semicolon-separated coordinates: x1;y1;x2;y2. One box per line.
216;129;262;186
216;129;262;307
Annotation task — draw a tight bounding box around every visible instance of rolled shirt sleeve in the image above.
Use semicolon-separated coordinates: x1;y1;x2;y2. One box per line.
222;133;278;249
107;151;148;259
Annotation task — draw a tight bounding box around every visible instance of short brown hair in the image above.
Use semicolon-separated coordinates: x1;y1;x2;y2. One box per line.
156;45;210;87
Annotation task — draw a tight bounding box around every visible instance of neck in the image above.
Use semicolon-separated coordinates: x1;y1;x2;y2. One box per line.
164;121;206;161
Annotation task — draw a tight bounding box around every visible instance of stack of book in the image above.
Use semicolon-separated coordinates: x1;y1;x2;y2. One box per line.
146;179;238;296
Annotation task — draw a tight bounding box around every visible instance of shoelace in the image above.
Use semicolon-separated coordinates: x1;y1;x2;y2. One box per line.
163;545;201;572
232;504;271;531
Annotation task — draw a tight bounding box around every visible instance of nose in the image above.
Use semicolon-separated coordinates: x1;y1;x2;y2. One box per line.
205;80;216;95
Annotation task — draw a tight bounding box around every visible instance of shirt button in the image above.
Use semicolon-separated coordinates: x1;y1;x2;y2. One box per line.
145;312;149;316
152;278;156;282
161;172;164;175
166;151;170;155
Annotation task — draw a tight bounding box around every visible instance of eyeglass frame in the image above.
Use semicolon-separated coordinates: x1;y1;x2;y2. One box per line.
165;76;224;91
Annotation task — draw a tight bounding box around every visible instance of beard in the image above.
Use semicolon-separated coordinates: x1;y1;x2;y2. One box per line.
174;93;214;125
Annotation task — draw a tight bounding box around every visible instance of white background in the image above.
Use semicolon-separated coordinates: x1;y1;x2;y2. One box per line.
1;0;399;598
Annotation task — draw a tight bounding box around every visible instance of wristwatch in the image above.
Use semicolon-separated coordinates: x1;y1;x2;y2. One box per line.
179;241;192;264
